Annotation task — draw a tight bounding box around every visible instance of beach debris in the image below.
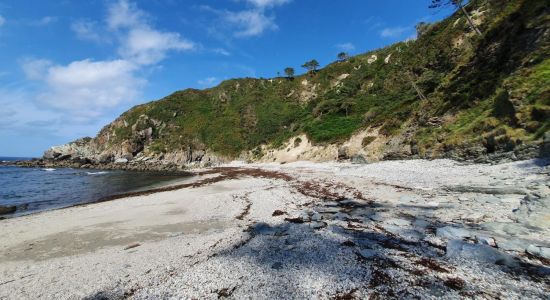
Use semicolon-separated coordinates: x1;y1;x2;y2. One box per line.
124;243;141;250
272;210;286;216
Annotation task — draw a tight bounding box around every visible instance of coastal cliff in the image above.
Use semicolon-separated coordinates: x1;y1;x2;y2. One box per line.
39;0;549;170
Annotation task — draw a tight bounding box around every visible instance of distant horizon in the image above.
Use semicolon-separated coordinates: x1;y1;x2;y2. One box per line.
0;0;454;156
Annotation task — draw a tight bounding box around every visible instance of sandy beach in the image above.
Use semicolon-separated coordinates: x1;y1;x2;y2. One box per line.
1;159;549;299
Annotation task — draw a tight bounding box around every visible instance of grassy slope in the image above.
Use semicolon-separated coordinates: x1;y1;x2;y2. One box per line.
104;0;549;159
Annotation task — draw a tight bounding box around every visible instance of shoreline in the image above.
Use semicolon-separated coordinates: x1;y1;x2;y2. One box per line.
0;159;549;298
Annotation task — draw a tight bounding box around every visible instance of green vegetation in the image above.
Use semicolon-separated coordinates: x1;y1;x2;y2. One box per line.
102;0;549;159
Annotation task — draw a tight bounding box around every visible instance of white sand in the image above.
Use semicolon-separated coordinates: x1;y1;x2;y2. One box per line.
0;159;548;299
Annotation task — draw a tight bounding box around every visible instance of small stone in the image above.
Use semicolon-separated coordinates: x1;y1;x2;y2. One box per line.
475;235;496;247
526;245;550;260
458;196;469;201
436;226;471;239
310;221;327;229
383;218;411;227
114;158;129;164
413;219;430;229
311;212;322;221
272;210;286;216
463;213;485;223
446;239;516;266
315;207;340;214
124;243;141;250
332;212;351;221
496;238;528;252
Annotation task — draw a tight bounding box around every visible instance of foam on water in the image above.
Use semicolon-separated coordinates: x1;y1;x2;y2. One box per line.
86;171;109;175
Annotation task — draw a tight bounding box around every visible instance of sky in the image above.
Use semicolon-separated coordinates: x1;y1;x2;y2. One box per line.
0;0;454;157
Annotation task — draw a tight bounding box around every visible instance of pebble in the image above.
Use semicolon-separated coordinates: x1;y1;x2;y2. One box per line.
496;238;528;252
526;245;550;260
436;226;472;239
446;240;516;266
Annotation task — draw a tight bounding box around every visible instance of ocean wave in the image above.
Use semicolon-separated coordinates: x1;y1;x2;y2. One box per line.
42;168;56;172
86;171;109;175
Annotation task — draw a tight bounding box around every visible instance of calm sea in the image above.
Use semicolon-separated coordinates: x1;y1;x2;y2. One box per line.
0;157;188;217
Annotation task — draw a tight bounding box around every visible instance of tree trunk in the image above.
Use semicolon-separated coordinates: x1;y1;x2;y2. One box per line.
407;72;427;102
459;2;482;36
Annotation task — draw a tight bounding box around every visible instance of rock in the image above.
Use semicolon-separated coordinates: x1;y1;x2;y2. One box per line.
115;158;129;164
252;223;278;235
511;194;550;230
369;212;389;222
315;207;340;214
337;147;349;161
446;240;516;266
311;212;322;221
350;155;368;164
124;243;141;250
475;235;496;247
0;205;16;215
380;224;425;242
383;218;411;227
272;210;286;216
436;226;472;239
358;249;378;259
413;219;430;229
332;212;350;221
481;222;530;236
462;212;485;223
309;221;327;229
526;245;550;260
323;201;340;207
496;238;527;252
458;196;469;201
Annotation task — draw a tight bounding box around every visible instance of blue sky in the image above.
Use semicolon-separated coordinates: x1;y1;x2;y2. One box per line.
0;0;453;157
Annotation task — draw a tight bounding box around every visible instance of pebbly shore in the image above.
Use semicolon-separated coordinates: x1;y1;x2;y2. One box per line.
0;159;549;299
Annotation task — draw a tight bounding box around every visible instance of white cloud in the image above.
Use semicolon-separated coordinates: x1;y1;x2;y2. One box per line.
120;27;195;65
204;0;290;38
104;0;195;65
242;0;290;9
71;20;106;43
198;77;218;87
380;26;410;38
0;15;5;27
213;48;231;56
36;59;144;119
335;43;355;52
106;0;145;30
224;9;277;37
21;58;53;80
29;16;57;26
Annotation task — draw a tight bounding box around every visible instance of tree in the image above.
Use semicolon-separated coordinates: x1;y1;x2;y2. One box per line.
430;0;481;36
415;22;431;38
284;67;295;79
340;98;355;117
337;52;349;62
302;59;320;75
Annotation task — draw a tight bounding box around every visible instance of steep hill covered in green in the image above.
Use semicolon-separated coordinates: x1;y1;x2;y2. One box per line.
44;0;550;167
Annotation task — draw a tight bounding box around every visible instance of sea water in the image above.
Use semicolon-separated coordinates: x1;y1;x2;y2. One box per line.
0;157;187;217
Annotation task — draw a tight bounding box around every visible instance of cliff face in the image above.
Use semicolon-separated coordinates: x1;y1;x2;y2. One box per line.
43;0;550;169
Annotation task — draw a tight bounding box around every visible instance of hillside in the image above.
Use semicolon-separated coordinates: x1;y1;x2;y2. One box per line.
42;0;550;170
